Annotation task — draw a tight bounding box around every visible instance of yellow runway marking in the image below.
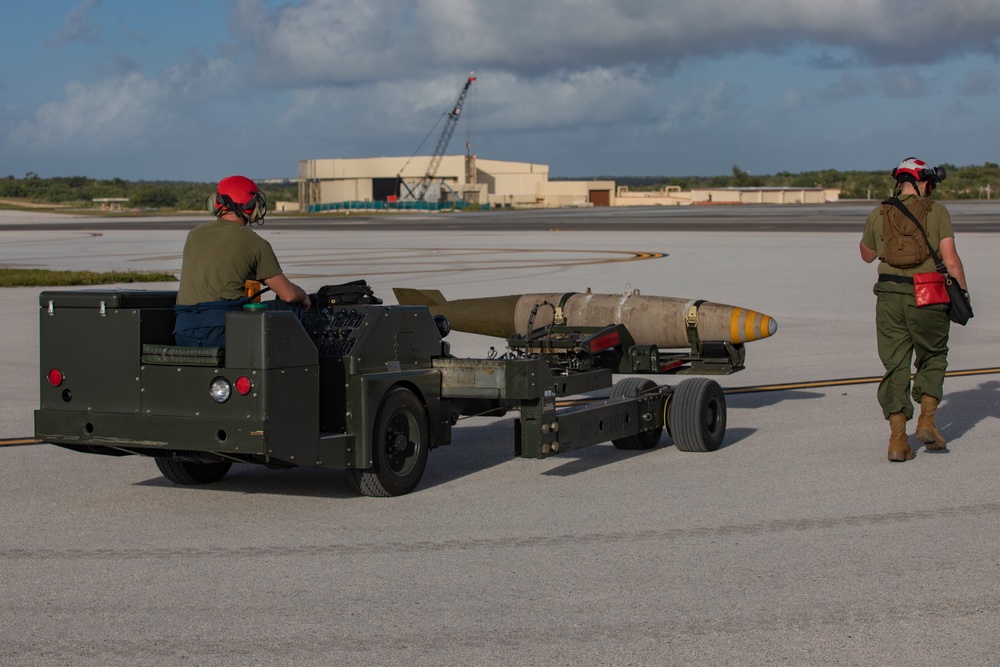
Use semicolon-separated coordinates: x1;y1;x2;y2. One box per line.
725;367;1000;395
285;247;667;280
553;367;1000;407
0;438;42;447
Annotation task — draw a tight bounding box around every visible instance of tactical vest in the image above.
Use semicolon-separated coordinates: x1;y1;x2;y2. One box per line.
879;198;933;268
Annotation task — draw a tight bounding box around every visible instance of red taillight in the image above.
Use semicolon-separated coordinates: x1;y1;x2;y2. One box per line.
235;376;253;395
47;369;64;387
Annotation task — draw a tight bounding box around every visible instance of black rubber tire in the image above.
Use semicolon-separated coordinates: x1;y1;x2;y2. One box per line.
154;458;232;485
610;377;663;450
346;387;429;497
668;377;726;452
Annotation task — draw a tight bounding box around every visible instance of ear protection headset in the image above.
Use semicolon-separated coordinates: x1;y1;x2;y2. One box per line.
892;157;947;195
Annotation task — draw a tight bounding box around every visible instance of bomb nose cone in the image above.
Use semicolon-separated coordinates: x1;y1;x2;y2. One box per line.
728;307;777;343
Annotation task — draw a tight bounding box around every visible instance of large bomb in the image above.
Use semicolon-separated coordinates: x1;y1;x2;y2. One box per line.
393;288;777;349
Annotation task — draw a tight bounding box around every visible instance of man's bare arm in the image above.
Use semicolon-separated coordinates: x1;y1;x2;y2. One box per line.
938;237;968;291
263;273;312;309
860;241;879;264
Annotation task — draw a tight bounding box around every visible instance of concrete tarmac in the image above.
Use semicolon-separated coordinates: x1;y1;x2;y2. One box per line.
1;206;999;666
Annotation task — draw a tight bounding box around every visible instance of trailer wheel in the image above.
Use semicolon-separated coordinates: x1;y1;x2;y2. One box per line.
610;377;663;450
346;387;429;497
668;378;726;452
154;458;232;485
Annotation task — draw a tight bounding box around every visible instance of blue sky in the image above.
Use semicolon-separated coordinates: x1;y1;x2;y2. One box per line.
2;0;1000;182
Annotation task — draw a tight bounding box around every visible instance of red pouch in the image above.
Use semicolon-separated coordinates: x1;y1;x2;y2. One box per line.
913;272;950;307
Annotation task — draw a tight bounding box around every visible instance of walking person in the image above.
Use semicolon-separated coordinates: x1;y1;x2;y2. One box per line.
859;158;969;461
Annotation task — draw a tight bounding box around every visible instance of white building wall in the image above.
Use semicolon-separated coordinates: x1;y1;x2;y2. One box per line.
321;179;372;203
686;188;840;205
470;158;546;197
614;185;690;206
539;180;616;207
300;156;467;182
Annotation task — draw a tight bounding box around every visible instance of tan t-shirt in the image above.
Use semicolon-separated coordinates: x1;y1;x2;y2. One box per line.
861;195;954;277
176;219;283;305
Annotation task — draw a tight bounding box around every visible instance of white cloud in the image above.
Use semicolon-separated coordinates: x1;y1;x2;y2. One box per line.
233;0;1000;87
49;0;103;47
477;69;655;131
955;69;1000;95
655;80;744;133
276;65;652;128
230;0;424;85
12;74;168;153
877;68;931;99
819;73;876;101
9;0;1000;179
9;57;239;156
780;90;803;110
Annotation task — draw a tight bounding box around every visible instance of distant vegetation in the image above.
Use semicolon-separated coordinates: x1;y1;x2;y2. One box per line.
1;164;999;209
559;162;1000;200
0;174;298;211
0;268;177;287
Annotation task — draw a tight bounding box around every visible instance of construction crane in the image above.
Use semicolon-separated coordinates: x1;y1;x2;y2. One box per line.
400;73;476;202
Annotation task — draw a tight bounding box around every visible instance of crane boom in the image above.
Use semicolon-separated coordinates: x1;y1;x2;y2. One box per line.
408;74;476;202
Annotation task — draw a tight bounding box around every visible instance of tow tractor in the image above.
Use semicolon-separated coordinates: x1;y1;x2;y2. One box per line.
35;281;731;497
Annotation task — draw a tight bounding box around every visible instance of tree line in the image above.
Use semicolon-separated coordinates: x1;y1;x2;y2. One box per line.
0;174;298;211
574;162;1000;200
2;164;999;209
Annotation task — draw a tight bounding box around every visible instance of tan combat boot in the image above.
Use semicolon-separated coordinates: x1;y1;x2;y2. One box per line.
888;413;914;462
915;395;947;450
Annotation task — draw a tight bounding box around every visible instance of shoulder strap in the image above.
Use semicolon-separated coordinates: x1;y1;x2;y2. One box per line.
881;197;946;272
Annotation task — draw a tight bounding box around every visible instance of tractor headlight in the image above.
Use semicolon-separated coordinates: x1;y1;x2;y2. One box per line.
209;377;232;404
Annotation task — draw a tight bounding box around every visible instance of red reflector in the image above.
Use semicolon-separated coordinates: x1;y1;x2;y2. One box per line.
589;332;621;352
235;376;253;395
47;369;64;387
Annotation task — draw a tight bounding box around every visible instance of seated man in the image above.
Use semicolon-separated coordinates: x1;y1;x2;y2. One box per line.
174;175;312;347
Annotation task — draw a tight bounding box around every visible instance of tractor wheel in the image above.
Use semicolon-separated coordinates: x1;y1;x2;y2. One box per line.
154;458;232;485
346;387;429;497
668;378;726;452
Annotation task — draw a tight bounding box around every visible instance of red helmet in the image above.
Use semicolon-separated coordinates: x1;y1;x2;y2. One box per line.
892;158;947;191
212;175;267;224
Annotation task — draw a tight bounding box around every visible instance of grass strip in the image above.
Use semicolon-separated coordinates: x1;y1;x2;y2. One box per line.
0;268;177;287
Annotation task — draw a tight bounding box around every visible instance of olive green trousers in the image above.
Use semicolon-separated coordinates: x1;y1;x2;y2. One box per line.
874;282;950;420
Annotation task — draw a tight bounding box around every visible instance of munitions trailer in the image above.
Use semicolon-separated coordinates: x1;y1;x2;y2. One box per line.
35;283;730;497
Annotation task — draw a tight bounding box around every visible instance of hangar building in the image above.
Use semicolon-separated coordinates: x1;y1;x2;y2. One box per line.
298;155;615;211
